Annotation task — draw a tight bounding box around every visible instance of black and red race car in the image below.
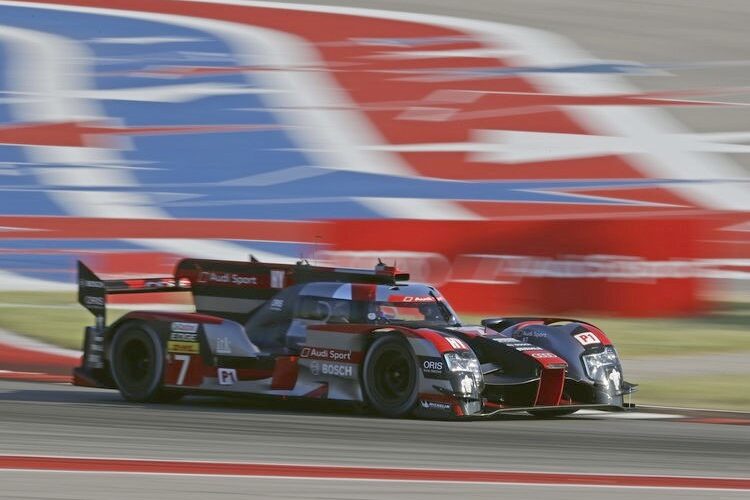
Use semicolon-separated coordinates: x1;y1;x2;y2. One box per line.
74;258;636;419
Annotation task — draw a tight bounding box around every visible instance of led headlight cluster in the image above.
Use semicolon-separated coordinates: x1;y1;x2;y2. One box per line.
444;351;484;397
444;351;480;373
582;346;619;384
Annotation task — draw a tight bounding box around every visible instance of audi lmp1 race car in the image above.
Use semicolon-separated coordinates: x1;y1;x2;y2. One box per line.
74;258;636;419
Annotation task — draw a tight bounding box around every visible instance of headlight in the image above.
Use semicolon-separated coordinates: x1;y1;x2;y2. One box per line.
443;351;483;397
582;346;619;384
444;351;480;373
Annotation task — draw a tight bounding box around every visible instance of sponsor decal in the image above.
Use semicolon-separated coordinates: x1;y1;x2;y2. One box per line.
198;271;258;286
218;368;237;385
419;400;452;411
574;332;601;346
300;347;354;362
83;295;105;307
170;332;198;342
531;352;558;359
171;322;199;334
309;360;353;377
85;329;105;369
271;270;285;288
420;357;444;377
148;279;174;289
400;296;434;303
270;299;284;311
515;346;543;352
445;337;469;350
492;337;519;343
322;363;353;377
519;328;548;338
216;337;232;354
79;279;104;288
167;341;200;354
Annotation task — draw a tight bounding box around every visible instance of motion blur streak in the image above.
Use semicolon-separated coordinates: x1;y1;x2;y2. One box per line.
0;0;747;316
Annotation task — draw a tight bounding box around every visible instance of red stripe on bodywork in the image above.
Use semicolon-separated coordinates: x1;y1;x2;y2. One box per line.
164;353;205;387
523;351;567;369
271;356;299;390
236;368;274;381
124;311;223;324
583;323;613;345
534;368;565;407
1;455;749;490
413;329;457;354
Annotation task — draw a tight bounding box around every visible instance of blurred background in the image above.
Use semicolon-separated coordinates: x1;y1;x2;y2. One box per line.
0;0;748;410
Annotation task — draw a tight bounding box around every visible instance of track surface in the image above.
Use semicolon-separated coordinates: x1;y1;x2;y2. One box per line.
1;380;749;499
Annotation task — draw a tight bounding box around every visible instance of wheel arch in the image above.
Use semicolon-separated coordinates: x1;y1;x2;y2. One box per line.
362;326;475;419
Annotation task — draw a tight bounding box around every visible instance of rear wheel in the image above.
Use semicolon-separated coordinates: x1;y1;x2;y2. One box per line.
362;336;419;418
110;324;181;403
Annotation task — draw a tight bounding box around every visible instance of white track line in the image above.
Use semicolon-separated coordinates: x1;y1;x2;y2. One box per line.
0;328;80;358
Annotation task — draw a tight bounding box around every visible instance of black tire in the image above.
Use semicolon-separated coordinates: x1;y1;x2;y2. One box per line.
362;336;419;418
110;324;180;403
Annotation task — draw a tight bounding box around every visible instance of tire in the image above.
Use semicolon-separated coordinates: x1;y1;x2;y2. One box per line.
362;336;419;418
110;324;180;403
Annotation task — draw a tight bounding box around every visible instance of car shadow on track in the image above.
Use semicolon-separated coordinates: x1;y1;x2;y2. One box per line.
0;380;539;422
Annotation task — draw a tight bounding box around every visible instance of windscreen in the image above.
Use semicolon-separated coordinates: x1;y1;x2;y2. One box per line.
295;290;460;327
367;298;458;326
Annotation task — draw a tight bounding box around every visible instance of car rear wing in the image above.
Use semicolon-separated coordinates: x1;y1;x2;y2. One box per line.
78;261;191;325
77;261;191;373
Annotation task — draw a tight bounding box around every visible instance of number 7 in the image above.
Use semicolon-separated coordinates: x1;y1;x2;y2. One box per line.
175;354;191;385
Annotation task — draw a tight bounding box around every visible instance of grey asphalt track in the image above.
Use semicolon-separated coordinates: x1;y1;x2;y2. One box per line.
1;380;749;499
3;472;750;500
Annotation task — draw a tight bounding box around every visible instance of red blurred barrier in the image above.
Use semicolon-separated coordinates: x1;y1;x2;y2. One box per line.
324;216;745;316
78;214;748;317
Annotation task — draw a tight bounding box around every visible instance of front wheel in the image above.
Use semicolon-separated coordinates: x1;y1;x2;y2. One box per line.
110;324;180;403
362;336;419;418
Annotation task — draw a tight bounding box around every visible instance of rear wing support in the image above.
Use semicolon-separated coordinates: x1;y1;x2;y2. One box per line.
77;261;191;370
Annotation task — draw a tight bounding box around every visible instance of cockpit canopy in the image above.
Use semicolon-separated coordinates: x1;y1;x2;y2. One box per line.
245;282;461;351
296;282;461;326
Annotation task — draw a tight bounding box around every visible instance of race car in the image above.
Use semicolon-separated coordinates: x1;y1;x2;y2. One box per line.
74;258;636;419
